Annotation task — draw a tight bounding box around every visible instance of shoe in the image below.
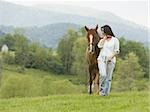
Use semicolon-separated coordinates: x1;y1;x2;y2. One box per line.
99;92;106;96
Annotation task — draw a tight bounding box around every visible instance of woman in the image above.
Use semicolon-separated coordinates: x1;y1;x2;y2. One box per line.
97;25;120;96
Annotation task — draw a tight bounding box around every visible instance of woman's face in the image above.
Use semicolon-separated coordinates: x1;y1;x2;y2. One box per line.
98;30;106;38
100;30;106;38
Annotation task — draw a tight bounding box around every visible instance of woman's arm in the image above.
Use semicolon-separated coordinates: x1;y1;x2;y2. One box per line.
97;36;107;48
108;38;120;61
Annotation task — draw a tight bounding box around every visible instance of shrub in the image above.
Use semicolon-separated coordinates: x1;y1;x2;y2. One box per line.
41;76;54;96
1;52;15;64
0;75;33;98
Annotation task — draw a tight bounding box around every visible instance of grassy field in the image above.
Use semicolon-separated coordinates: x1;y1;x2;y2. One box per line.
0;64;85;98
0;65;149;112
0;91;149;112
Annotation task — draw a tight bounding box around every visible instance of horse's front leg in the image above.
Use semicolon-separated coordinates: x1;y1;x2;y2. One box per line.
89;73;93;94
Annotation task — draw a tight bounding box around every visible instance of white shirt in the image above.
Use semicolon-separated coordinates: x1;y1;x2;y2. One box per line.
97;37;120;63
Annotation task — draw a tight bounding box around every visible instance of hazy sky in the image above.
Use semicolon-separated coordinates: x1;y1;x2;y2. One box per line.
3;0;150;27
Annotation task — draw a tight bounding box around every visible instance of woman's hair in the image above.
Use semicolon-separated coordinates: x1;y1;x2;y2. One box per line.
101;25;115;37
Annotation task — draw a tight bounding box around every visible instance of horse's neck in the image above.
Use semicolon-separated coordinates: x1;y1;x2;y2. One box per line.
95;45;100;58
86;43;100;65
86;51;97;65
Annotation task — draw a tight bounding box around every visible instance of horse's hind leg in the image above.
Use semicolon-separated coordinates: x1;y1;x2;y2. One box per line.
89;73;96;94
95;72;99;95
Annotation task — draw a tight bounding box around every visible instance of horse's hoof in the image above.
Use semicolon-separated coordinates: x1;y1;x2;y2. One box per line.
96;92;99;95
89;92;92;95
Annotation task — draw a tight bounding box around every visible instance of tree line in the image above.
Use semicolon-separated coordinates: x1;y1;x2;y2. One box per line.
0;33;63;74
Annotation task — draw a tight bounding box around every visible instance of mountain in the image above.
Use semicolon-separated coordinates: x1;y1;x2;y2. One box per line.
0;1;101;27
35;4;129;25
0;1;149;47
0;23;81;48
24;23;81;48
0;30;5;36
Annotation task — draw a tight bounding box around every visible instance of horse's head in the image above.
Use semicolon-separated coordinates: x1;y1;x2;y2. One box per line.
85;25;101;54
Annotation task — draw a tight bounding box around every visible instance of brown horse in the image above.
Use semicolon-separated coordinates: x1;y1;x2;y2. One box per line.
85;25;101;94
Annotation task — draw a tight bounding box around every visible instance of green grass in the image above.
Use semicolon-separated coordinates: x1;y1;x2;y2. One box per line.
0;64;85;98
0;91;149;112
0;65;149;111
2;64;80;81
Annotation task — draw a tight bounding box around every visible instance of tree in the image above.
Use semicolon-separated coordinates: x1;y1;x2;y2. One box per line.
0;34;15;51
119;37;149;78
13;33;29;51
112;52;146;91
71;37;87;83
14;33;29;71
78;27;86;37
57;29;79;74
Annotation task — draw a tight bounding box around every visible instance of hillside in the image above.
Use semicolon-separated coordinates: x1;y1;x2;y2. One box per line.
0;91;148;112
0;64;85;98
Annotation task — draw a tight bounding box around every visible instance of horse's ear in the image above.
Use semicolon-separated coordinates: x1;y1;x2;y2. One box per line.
96;24;98;30
85;26;89;31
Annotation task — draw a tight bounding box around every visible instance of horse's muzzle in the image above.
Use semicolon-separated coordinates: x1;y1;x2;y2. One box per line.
88;51;94;54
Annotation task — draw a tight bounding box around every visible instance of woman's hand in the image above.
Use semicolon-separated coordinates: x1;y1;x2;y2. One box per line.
107;55;113;62
103;35;107;40
108;52;117;62
97;35;107;48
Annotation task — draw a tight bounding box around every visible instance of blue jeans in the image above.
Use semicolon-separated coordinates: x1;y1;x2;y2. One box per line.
98;57;115;95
